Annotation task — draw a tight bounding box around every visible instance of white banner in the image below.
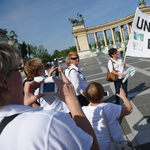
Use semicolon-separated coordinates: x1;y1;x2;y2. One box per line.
126;8;150;58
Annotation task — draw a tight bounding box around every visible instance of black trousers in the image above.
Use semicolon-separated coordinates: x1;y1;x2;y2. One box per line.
77;95;89;107
114;79;128;105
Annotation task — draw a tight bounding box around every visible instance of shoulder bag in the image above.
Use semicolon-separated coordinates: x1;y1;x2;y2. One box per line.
106;59;118;82
102;105;134;150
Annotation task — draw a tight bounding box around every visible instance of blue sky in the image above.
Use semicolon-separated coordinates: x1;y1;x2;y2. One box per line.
0;0;150;54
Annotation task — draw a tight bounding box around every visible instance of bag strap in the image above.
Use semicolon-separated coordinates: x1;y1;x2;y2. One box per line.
102;105;115;142
69;68;86;81
117;118;129;140
110;59;115;70
0;114;20;134
103;106;134;148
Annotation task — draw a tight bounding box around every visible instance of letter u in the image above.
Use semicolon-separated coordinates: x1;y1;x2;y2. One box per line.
136;16;144;29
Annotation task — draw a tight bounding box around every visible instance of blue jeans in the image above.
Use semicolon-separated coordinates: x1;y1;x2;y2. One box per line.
114;79;128;105
120;51;123;59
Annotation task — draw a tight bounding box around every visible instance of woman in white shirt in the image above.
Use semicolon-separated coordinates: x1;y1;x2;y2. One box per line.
108;48;127;105
67;51;89;106
64;57;71;80
82;82;133;150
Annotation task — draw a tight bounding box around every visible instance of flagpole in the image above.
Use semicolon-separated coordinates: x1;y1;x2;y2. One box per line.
121;49;127;73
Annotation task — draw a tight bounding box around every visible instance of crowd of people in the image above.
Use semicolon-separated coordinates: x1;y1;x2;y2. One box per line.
0;44;133;150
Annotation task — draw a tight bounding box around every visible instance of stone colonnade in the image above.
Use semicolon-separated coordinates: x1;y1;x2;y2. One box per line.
0;29;8;44
72;4;150;58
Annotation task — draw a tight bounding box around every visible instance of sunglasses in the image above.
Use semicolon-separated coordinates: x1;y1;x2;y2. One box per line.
71;56;79;60
113;51;118;54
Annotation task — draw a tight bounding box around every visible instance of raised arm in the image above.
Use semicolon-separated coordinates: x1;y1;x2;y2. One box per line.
58;65;70;84
48;66;58;77
53;77;99;150
24;81;44;106
116;88;133;117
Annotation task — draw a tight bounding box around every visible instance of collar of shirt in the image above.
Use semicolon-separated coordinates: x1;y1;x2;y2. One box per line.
0;104;43;118
111;57;122;63
34;76;45;82
70;64;80;71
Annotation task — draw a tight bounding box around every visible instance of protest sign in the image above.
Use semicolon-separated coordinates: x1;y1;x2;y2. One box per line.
126;8;150;58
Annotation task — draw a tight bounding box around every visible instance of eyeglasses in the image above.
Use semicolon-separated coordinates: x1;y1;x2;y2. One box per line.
14;67;24;71
71;56;79;60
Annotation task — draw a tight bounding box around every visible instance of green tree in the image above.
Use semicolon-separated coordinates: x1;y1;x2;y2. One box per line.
115;31;121;42
29;44;51;62
30;44;38;57
52;50;60;60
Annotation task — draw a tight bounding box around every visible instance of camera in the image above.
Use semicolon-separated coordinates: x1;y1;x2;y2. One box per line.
40;82;57;94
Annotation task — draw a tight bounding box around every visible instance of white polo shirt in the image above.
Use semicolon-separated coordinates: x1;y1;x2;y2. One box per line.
68;64;88;95
108;57;125;79
0;104;93;150
65;68;70;81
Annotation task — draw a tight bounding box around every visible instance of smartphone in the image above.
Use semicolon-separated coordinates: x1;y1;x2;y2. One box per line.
54;58;59;67
54;58;59;76
104;91;109;97
40;82;57;94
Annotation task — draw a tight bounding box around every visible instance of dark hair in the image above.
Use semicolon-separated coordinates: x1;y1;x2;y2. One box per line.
85;82;104;103
108;48;117;58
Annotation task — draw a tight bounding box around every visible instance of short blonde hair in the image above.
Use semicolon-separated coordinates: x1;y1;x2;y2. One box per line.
65;57;70;66
86;82;104;103
24;58;43;79
68;51;78;60
0;44;21;106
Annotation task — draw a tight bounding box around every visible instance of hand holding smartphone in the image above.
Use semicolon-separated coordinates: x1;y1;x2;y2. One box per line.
54;58;59;67
54;58;59;76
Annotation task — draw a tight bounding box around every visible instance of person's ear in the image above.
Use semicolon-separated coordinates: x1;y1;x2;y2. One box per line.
1;80;8;90
38;70;42;76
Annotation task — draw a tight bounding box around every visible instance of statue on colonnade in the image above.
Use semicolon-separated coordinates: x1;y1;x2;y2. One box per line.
68;13;84;26
6;30;18;39
139;0;146;5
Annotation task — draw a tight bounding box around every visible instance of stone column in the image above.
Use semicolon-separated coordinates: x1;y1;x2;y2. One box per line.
102;30;107;46
94;32;99;49
122;25;125;41
127;23;131;37
111;28;116;44
74;36;80;52
119;26;124;42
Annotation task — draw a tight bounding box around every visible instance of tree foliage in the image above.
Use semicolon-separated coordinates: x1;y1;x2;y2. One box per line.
28;44;77;62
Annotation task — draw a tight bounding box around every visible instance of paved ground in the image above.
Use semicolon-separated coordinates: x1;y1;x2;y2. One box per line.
22;54;150;149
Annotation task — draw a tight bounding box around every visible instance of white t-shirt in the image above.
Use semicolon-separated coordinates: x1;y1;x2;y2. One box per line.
108;57;125;79
0;104;93;150
82;103;125;150
69;64;88;95
65;68;70;81
45;70;49;76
